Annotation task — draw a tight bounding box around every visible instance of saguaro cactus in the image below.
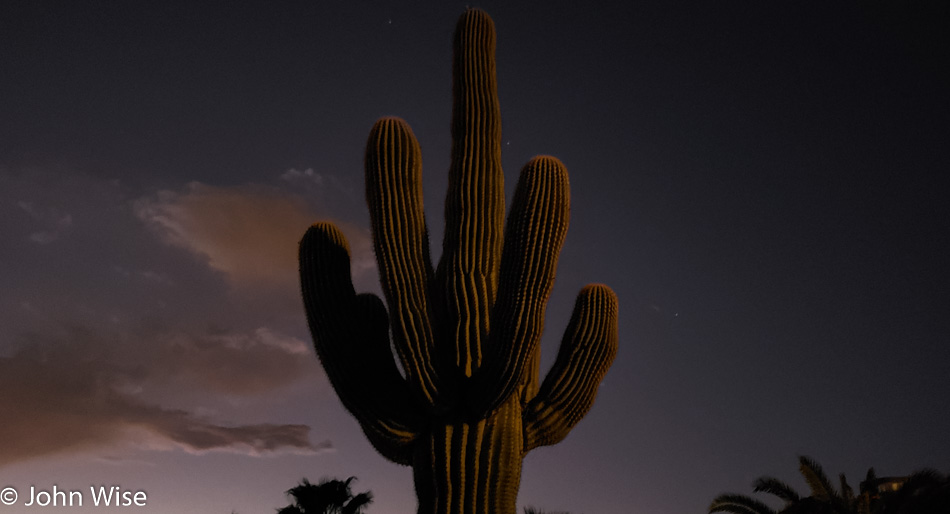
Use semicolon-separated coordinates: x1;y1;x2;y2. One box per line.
299;9;618;514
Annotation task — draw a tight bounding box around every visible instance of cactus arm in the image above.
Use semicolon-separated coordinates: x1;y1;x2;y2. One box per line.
365;117;441;407
469;157;571;416
436;8;505;378
522;284;618;452
349;293;423;465
299;223;422;464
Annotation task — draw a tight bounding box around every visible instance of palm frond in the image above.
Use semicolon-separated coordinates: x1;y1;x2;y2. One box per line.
902;468;942;490
753;476;800;504
342;492;373;514
280;476;373;514
798;455;838;501
709;493;777;514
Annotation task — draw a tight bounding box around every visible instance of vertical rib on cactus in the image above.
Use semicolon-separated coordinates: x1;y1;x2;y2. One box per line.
299;9;619;514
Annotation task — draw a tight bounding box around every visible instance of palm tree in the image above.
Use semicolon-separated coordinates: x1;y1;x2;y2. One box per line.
710;456;857;514
277;477;372;514
710;457;950;514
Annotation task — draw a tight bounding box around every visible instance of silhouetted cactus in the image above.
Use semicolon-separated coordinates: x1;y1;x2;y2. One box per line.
299;9;618;514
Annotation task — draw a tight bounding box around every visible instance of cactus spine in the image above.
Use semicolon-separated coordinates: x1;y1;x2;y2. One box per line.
299;9;618;514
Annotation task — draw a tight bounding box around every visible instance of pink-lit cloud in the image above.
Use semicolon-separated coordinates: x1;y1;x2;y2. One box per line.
134;182;376;290
0;169;372;468
0;326;327;467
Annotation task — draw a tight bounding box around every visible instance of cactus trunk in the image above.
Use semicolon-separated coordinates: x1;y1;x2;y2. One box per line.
299;9;619;514
414;397;523;514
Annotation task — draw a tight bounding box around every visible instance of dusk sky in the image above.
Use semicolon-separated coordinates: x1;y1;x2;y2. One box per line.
2;1;948;513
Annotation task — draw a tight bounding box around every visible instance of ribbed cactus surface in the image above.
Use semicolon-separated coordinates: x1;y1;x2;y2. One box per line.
299;9;618;514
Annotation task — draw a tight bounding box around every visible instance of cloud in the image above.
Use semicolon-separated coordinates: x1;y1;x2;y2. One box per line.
0;169;360;467
144;418;326;456
280;167;325;186
279;167;361;212
149;327;318;396
0;325;326;468
134;183;315;287
134;181;376;290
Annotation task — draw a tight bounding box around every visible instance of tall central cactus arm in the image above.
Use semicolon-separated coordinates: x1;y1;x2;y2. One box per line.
435;9;505;380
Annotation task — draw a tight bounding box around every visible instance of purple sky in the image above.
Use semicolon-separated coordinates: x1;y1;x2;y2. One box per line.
2;1;948;513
